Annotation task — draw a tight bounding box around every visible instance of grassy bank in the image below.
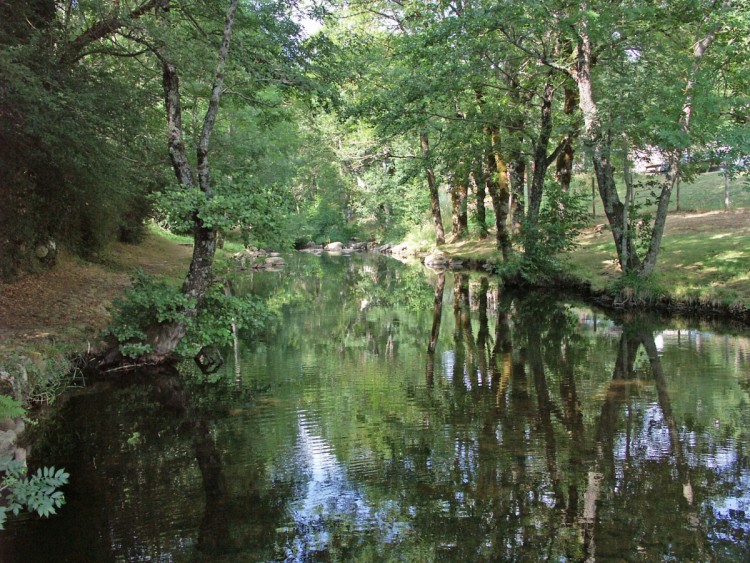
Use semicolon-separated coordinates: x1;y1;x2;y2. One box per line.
0;224;194;406
438;208;750;315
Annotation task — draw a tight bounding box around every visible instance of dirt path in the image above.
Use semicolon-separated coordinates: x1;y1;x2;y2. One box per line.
0;232;192;345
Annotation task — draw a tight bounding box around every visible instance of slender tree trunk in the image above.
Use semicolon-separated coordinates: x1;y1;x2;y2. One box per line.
723;166;731;210
420;133;445;245
507;157;526;232
501;62;530;234
485;127;512;259
555;83;579;193
528;77;555;226
622;149;635;272
450;176;468;240
471;169;488;239
575;13;639;274
638;12;725;276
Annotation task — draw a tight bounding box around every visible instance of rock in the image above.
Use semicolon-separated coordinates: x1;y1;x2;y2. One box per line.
35;245;49;259
264;256;285;267
325;241;344;251
391;243;410;256
247;256;286;270
424;251;448;269
0;430;18;458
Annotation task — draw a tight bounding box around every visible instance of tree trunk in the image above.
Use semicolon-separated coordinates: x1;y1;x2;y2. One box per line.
450;176;468;240
575;13;640;274
108;0;239;366
638;12;724;276
420;133;445;245
484;127;512;260
525;76;556;256
471;169;488;239
507;157;526;232
723;166;731;210
622;152;635;272
555;83;579;193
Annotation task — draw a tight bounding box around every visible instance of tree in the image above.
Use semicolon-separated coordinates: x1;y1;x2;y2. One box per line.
132;0;241;362
509;0;741;276
0;0;165;279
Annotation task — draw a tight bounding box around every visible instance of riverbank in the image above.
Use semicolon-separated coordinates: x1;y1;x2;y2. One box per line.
0;228;193;404
2;208;749;404
436;208;750;324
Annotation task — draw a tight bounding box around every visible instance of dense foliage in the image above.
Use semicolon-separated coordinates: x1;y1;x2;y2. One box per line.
1;0;748;360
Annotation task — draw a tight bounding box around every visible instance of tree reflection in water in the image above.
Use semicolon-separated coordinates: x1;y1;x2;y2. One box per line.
3;256;748;560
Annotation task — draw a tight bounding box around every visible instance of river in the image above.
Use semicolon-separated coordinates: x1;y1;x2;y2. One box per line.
2;253;749;561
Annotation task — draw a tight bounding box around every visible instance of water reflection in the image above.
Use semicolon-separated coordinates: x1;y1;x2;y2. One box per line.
3;255;749;560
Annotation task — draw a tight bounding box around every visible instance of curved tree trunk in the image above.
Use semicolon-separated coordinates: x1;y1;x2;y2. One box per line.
574;11;640;274
574;3;725;277
525;75;557;254
104;0;239;367
638;12;724;276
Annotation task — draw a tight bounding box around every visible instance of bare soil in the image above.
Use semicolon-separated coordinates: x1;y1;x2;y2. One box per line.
0;233;192;346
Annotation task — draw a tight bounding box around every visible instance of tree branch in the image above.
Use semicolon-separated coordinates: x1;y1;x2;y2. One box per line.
60;0;160;64
196;0;240;197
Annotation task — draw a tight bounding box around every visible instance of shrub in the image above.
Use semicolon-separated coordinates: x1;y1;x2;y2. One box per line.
106;271;271;359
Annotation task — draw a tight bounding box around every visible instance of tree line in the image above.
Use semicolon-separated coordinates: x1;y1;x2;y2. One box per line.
1;0;748;363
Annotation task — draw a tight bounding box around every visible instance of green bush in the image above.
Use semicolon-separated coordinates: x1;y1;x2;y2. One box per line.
517;183;589;283
0;459;69;530
107;271;272;359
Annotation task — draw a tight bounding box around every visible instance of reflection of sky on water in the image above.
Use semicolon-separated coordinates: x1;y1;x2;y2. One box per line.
283;411;410;557
614;405;672;461
710;471;750;541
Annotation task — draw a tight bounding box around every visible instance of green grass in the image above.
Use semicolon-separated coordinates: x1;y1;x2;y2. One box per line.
437;171;750;308
570;171;750;221
561;212;750;306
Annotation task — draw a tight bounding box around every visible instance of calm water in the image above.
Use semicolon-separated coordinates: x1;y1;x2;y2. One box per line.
2;254;749;561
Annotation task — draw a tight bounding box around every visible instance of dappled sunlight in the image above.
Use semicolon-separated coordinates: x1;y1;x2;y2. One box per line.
717;250;749;262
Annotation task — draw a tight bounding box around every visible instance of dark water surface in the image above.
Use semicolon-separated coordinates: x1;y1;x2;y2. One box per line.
2;254;749;561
